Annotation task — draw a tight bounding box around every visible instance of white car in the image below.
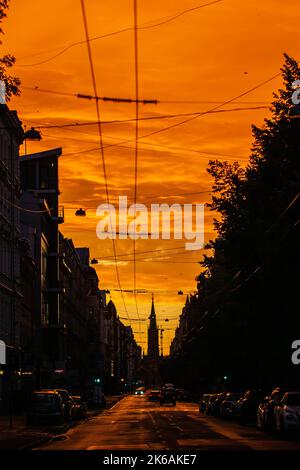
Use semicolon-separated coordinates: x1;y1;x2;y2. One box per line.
274;392;300;433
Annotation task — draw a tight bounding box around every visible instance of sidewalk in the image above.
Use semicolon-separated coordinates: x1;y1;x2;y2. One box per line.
0;415;52;450
0;395;124;449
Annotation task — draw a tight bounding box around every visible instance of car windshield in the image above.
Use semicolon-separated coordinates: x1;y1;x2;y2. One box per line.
285;394;300;406
71;396;81;403
56;390;69;400
227;394;240;401
33;394;56;402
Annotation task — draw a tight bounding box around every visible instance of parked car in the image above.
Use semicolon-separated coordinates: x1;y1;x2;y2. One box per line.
257;387;284;430
274;392;300;434
220;393;241;418
55;389;74;420
211;392;227;416
71;395;87;420
235;390;267;424
165;383;175;389
148;390;161;402
205;394;218;415
135;387;146;396
160;388;176;406
27;390;65;424
199;394;211;413
40;388;74;420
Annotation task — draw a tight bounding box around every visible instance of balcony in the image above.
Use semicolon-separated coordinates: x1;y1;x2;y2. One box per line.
51;205;64;224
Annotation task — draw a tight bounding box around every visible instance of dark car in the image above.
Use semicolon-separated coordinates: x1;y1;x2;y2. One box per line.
135;387;146;396
206;394;218;415
55;389;74;420
257;387;285;430
220;393;241;418
27;390;65;424
199;394;211;413
160;388;176;406
41;388;74;420
235;390;267;424
71;396;87;420
148;390;161;402
211;392;227;417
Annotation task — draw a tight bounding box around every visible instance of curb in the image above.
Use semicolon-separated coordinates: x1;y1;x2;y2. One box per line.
18;433;53;450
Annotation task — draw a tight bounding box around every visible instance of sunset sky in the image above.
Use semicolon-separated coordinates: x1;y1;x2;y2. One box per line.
4;0;299;353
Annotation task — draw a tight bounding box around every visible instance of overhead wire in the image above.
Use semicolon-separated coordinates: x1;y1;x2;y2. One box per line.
133;0;140;322
17;1;225;67
80;0;131;324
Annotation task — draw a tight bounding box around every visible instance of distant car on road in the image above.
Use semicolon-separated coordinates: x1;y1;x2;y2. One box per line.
27;390;65;424
148;390;161;402
211;392;227;417
274;392;300;434
220;393;241;419
164;383;175;390
205;394;218;415
71;395;87;420
257;387;284;430
160;388;176;406
135;387;146;396
199;394;211;413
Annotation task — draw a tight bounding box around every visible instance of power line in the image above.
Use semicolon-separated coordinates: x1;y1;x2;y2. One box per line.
100;259;198;264
93;245;193;260
39;104;269;161
34;105;270;129
80;0;131;324
35;123;248;160
17;0;224;67
123;73;281;142
22;86;157;104
133;0;140;322
22;84;270;106
3;197;53;214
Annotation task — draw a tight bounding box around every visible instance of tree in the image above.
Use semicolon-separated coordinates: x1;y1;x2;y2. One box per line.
0;0;20;101
173;54;300;391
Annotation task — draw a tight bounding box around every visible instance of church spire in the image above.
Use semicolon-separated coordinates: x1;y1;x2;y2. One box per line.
147;294;159;358
149;293;156;320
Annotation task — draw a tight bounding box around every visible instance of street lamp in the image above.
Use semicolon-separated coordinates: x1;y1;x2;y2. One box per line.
23;126;42;155
75;208;86;217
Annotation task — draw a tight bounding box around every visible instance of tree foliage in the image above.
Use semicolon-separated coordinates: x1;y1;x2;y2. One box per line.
0;0;20;101
168;55;300;391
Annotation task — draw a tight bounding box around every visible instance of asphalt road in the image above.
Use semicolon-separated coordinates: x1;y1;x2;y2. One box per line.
36;395;300;450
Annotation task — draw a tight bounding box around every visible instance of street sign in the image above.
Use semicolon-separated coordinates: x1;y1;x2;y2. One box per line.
0;340;6;365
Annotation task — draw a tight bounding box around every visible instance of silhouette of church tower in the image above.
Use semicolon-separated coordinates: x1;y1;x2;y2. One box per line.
147;294;159;359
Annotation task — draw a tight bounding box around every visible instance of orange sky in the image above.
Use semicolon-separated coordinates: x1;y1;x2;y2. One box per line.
3;0;299;353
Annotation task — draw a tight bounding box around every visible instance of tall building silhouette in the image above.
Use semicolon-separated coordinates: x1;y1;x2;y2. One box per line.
147;295;159;359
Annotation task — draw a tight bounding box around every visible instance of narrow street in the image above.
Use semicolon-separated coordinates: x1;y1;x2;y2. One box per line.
37;395;300;451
